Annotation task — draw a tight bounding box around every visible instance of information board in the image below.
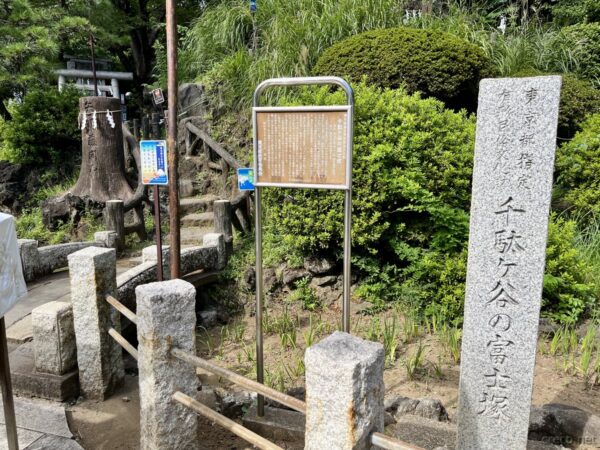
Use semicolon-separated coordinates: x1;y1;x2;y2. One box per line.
254;106;351;189
140;140;169;185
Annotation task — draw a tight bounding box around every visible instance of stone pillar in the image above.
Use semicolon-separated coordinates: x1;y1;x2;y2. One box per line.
141;245;171;280
213;200;233;257
58;75;66;92
110;78;120;100
105;200;125;250
32;301;76;375
305;331;385;450
18;239;40;282
94;231;119;249
203;233;226;270
68;247;124;400
136;280;199;450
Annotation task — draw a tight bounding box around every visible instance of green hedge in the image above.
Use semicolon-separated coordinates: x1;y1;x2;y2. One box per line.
555;114;600;213
313;27;494;110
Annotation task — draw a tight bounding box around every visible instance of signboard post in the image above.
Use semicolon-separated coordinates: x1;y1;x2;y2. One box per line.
141;140;169;281
252;77;354;416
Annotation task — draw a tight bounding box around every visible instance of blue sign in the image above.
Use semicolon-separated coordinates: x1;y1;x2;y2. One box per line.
250;0;257;12
140;140;169;185
237;168;255;191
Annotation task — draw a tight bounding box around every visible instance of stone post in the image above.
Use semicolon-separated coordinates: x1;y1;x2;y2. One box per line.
105;200;125;250
213;200;233;257
68;247;124;400
203;233;226;270
304;331;385;450
136;280;199;450
18;239;40;282
32;301;76;375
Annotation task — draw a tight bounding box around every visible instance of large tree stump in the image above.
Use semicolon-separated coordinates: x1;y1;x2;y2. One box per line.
71;97;134;202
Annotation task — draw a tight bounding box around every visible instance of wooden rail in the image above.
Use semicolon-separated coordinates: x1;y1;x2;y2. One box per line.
108;328;138;360
106;294;138;325
171;347;306;413
172;391;283;450
371;432;425;450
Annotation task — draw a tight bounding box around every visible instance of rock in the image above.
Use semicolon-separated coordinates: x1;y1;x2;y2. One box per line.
530;404;600;443
41;193;104;231
384;411;396;426
32;301;76;375
264;267;279;293
282;267;311;286
244;267;256;290
385;395;449;422
198;309;218;328
538;318;560;336
215;388;256;418
303;256;335;275
178;83;208;118
266;386;306;411
0;161;26;213
310;275;337;287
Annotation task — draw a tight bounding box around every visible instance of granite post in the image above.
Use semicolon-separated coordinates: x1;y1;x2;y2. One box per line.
136;280;199;450
457;76;562;449
18;239;40;282
304;331;384;450
203;233;226;270
32;301;77;375
68;247;124;400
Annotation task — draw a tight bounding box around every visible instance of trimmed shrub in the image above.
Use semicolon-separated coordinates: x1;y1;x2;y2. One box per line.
562;23;600;85
0;85;81;168
313;27;494;110
555;114;600;213
513;70;600;140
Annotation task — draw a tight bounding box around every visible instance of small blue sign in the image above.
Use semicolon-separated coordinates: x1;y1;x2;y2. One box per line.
237;168;255;191
250;0;257;12
140;140;169;186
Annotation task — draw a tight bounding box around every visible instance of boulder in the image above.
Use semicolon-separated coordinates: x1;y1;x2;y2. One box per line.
529;403;600;444
0;161;26;213
303;256;335;275
178;83;208;118
385;395;449;422
282;267;311;286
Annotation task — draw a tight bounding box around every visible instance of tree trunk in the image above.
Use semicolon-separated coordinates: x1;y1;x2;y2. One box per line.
72;97;134;202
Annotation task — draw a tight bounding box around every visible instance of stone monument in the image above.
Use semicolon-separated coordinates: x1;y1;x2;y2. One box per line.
457;76;562;449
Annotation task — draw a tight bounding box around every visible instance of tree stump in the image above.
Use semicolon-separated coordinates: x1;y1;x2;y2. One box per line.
71;97;134;202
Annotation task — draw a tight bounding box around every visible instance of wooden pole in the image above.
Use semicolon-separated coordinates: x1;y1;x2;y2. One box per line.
0;318;18;450
166;0;181;279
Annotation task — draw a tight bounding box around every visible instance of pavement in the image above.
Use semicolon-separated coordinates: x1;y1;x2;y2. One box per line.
0;395;82;449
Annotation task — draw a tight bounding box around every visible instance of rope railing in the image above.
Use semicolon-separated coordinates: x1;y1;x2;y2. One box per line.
172;391;283;450
171;347;306;413
371;432;425;450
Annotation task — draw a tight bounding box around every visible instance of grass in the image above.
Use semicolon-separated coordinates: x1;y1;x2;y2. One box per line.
288;277;320;311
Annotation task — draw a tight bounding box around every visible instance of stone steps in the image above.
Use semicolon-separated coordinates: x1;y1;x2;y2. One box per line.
181;212;214;228
179;194;219;216
167;226;214;247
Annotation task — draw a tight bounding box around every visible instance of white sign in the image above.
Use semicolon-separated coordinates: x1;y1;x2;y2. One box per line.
0;213;27;317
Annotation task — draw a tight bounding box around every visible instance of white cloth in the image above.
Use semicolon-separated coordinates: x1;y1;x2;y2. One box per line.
0;213;27;317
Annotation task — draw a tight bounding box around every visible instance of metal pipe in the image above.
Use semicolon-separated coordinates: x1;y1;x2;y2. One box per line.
153;185;163;281
0;318;18;450
171;348;305;413
343;188;352;332
172;391;283;450
254;185;265;416
108;328;138;361
371;432;425;450
105;295;138;325
166;0;181;279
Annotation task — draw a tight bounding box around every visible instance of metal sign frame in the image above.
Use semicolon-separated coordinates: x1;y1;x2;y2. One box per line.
253;77;354;416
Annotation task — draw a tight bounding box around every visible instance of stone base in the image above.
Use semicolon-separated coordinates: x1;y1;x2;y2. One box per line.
9;343;79;402
390;416;568;450
243;404;305;442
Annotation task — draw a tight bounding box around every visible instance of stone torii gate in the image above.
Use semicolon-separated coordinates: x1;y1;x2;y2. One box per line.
56;69;133;99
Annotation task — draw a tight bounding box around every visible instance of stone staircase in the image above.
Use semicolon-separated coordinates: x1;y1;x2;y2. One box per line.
176;181;220;247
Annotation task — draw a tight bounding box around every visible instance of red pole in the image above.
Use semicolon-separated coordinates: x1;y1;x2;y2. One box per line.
166;0;180;278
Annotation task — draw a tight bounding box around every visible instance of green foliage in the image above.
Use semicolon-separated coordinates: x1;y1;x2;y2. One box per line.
555;114;600;212
313;27;492;110
562;23;600;85
288;277;320;311
552;0;600;25
180;0;407;111
0;86;81;167
543;214;596;325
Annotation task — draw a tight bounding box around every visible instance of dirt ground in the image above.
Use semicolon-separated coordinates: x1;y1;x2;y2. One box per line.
65;296;600;450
